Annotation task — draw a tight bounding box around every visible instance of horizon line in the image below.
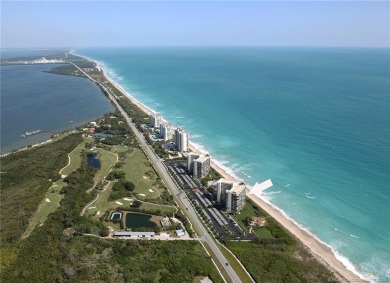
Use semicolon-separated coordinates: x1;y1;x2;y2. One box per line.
2;45;389;50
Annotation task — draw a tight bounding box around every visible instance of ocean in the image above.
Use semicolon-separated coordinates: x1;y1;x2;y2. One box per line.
76;47;390;281
0;49;114;153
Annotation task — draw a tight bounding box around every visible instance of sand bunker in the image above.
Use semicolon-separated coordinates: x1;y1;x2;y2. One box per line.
149;189;154;193
143;176;148;179
45;198;51;203
96;211;101;216
123;197;132;201
115;201;123;205
139;193;146;197
88;206;96;210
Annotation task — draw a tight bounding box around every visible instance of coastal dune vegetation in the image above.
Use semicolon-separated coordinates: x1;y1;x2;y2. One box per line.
222;200;339;282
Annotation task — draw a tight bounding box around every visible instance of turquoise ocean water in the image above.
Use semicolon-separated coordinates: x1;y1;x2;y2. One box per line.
77;47;390;281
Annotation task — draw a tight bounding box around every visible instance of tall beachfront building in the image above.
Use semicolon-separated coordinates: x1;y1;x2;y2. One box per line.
175;128;188;152
216;178;247;213
187;153;211;178
159;123;173;141
150;113;161;128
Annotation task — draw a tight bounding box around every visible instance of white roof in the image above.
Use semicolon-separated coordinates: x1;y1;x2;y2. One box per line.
230;182;247;194
114;231;155;236
196;154;210;163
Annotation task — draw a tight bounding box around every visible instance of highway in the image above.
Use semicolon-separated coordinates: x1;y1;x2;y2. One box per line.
72;63;243;283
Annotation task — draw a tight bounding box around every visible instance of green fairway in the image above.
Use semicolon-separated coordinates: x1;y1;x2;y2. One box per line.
110;144;131;153
59;139;88;176
139;202;177;215
85;181;115;217
123;148;166;200
22;179;68;238
93;148;118;186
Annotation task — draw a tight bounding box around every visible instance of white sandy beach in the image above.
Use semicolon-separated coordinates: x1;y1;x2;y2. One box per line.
249;193;361;281
93;57;363;282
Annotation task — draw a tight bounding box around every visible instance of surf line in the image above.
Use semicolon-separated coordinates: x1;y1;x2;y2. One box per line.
333;228;359;239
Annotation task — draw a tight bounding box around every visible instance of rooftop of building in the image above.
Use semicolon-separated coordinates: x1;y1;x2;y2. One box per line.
217;178;238;185
195;154;210;163
229;182;247;194
113;231;155;237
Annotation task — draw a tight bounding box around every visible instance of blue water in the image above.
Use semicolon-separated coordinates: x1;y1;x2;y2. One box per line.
76;47;390;281
1;57;114;153
87;153;101;169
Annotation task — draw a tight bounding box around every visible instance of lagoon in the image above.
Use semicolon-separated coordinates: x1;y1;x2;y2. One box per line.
0;62;114;153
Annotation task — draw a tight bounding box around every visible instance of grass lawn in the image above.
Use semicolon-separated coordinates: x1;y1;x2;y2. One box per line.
139;202;176;215
60;139;89;176
93;148;118;185
231;199;268;233
90;198;176;220
253;227;274;238
124;148;166;200
86;181;115;217
22;179;68;238
110;144;131;153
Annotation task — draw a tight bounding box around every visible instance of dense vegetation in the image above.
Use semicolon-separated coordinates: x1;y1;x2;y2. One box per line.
226;239;337;283
0;133;82;247
108;179;135;201
1;148;221;282
4;235;222;283
44;64;81;76
226;200;339;282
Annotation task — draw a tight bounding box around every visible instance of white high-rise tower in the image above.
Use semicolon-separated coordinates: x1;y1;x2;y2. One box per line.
174;128;188;152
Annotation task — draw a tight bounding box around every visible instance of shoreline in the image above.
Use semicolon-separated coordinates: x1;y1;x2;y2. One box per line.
0;138;53;158
73;50;366;282
248;194;363;281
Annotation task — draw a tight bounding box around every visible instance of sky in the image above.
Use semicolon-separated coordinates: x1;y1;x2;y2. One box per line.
1;1;389;48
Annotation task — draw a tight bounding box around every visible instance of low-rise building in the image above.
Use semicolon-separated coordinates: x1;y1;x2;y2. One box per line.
175;229;185;237
113;231;155;238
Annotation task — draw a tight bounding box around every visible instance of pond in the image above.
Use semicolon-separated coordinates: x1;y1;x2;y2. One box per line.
87;152;101;169
125;213;156;229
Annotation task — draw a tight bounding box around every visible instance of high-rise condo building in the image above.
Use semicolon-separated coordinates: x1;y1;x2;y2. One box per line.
160;123;173;141
187;153;211;178
150;113;161;128
216;178;247;213
174;128;188;152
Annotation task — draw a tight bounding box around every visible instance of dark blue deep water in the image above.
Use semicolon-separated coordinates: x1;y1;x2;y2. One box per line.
87;153;101;169
78;47;390;281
